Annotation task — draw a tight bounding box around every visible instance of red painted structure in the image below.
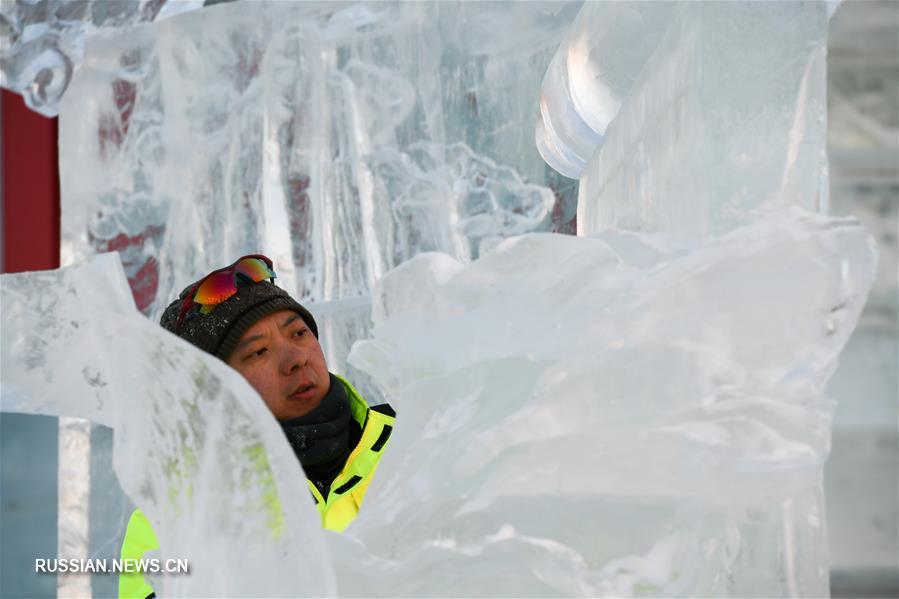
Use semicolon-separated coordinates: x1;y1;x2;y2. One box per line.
1;89;60;274
0;88;158;312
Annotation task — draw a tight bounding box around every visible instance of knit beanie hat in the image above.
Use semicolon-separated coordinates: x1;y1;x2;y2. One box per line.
160;276;318;361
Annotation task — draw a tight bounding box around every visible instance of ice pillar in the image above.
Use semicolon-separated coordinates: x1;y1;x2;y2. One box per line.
534;2;846;597
538;1;831;239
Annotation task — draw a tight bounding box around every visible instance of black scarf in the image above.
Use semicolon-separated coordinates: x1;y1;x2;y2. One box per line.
279;373;360;498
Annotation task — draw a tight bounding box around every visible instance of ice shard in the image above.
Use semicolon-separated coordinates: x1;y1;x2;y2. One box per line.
341;209;876;597
1;254;335;596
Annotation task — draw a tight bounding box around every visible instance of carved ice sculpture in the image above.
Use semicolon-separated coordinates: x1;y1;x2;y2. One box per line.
531;0;866;596
1;0;879;597
538;1;835;239
57;1;576;324
1;210;877;596
0;0;201;116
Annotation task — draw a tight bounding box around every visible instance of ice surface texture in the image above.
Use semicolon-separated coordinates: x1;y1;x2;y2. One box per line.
5;0;879;596
536;2;675;178
0;0;201;116
343;209;875;597
1;209;876;596
539;2;832;241
1;254;335;596
57;1;576;322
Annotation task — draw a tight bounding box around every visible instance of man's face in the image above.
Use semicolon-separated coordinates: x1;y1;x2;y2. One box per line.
226;309;330;420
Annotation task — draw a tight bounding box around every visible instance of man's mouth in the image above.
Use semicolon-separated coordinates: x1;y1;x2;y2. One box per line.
289;383;316;400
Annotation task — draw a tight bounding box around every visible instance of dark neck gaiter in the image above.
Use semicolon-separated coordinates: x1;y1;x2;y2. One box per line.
279;373;358;497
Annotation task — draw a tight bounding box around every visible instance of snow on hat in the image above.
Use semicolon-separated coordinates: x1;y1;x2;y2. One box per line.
160;277;318;361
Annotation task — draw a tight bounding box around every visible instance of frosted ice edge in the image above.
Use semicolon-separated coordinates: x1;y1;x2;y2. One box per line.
1;253;335;597
346;209;876;597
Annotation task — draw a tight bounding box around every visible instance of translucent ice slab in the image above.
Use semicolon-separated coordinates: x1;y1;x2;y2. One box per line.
341;208;876;597
537;2;832;240
57;1;577;319
582;1;830;238
1;254;334;596
3;209;874;596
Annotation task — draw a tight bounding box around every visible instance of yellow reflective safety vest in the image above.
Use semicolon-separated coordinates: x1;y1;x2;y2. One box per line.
118;375;394;599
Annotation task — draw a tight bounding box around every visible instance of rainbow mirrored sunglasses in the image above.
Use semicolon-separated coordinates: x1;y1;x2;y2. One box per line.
176;255;276;331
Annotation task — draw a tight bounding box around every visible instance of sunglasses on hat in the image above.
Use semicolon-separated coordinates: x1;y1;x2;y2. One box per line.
176;255;276;331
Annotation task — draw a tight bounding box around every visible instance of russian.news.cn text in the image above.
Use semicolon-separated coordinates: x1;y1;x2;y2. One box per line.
35;558;189;575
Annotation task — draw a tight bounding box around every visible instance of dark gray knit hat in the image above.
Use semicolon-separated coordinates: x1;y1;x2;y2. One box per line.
160;276;318;361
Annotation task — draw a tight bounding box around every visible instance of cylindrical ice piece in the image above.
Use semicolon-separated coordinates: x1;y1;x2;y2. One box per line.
535;1;675;179
536;50;602;178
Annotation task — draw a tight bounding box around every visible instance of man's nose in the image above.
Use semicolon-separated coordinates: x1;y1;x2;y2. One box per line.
281;342;308;374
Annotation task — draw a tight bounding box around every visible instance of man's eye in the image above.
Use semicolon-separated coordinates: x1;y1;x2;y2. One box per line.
251;347;267;358
293;328;307;338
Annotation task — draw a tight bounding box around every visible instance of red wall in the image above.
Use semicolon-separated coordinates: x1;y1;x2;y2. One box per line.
1;89;60;274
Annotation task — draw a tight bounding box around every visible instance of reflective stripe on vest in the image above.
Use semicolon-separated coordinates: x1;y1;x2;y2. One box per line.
308;376;395;531
118;509;159;599
117;374;394;597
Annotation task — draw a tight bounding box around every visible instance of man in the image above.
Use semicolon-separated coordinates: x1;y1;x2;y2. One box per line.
119;255;395;598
